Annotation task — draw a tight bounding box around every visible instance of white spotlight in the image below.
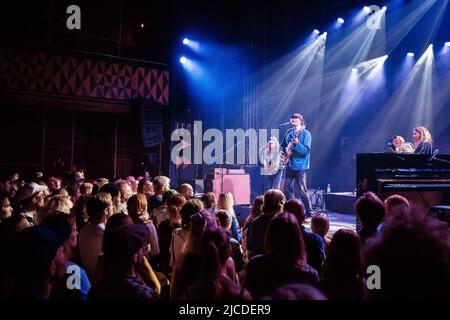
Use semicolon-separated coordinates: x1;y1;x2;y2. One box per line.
363;6;371;14
429;44;433;49
313;29;320;34
352;68;358;73
445;42;450;47
182;38;189;45
179;56;187;63
407;52;415;57
382;6;387;11
337;18;345;24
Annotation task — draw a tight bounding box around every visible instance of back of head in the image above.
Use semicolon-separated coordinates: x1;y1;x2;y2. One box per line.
355;192;385;230
217;192;234;212
127;193;148;222
215;210;232;229
201;192;216;210
311;213;330;237
103;224;150;269
283;198;305;224
99;183;120;199
40;213;73;245
265;212;305;267
11;226;64;283
384;194;411;220
167;194;187;224
326;229;362;280
201;227;231;275
262;189;285;215
181;199;204;227
152;176;170;195
103;212;134;251
365;213;449;299
86;193;112;224
250;195;264;220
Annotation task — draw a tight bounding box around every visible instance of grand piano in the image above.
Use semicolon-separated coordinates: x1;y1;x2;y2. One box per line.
356;153;450;211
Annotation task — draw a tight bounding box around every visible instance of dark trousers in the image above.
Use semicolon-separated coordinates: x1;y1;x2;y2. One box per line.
284;167;313;217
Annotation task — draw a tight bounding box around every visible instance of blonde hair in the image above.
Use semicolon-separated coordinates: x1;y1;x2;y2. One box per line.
118;181;133;203
79;182;93;195
152;176;170;195
38;195;73;224
414;126;433;143
262;189;285;215
217;192;235;216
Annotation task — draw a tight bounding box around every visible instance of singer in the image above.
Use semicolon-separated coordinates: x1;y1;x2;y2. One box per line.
280;113;314;218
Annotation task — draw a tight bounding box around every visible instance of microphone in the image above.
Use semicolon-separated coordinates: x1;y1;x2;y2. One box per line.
278;122;291;127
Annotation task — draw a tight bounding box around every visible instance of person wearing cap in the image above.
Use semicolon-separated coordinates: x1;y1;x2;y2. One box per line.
88;224;159;300
41;213;91;300
16;182;49;226
10;226;68;299
280;113;314;218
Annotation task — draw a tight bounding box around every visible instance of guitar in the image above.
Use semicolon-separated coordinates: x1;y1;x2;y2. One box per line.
280;124;306;168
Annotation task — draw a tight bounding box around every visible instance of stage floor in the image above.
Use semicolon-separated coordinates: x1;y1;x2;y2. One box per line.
305;211;356;235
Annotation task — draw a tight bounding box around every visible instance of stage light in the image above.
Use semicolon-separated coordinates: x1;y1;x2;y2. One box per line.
445;42;450;47
352;68;358;72
179;56;187;63
407;52;415;57
182;38;189;45
382;6;387;11
323;32;328;37
429;44;433;49
140;23;144;28
313;29;320;34
363;6;371;14
337;18;345;24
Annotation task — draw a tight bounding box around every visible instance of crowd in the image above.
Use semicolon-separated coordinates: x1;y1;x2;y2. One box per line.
0;170;448;300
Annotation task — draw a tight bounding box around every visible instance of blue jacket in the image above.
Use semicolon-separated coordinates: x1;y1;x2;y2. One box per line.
280;128;312;170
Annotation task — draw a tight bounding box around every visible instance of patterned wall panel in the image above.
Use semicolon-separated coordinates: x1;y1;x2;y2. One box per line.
0;48;170;104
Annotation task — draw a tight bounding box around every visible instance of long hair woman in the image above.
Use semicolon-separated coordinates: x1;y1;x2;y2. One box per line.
244;212;319;299
217;192;242;243
182;227;251;300
413;126;433;154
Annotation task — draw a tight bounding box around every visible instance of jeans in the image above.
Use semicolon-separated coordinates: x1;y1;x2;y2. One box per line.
284;167;313;217
264;169;283;191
